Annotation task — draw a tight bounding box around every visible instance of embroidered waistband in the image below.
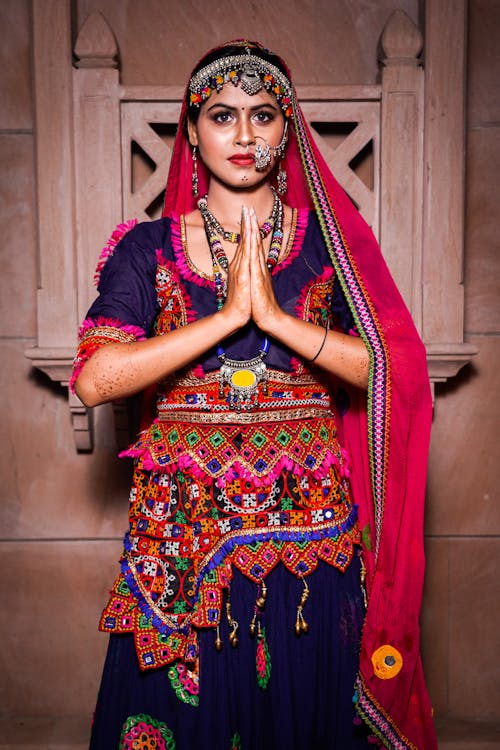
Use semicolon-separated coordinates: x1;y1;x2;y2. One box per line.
156;368;334;424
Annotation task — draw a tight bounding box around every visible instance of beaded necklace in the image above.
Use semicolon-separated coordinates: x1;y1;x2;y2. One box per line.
198;193;285;410
197;188;283;273
198;191;284;310
198;188;280;245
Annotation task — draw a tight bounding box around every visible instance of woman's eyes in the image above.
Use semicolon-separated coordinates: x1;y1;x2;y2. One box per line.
213;111;234;123
253;111;274;123
211;110;275;124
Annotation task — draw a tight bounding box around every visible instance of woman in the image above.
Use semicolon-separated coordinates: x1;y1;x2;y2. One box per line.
73;41;437;750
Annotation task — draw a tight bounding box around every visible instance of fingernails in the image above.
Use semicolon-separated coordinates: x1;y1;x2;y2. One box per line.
241;206;258;223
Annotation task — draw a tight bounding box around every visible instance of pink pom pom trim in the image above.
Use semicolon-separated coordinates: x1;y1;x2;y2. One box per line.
94;219;138;286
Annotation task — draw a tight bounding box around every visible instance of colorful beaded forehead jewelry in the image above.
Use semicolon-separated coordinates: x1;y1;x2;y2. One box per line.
189;48;294;118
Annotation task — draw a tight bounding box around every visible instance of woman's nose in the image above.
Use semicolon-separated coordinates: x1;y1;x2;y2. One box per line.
235;116;255;147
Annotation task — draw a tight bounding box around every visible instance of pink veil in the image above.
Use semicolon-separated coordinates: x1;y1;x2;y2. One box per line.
162;41;436;750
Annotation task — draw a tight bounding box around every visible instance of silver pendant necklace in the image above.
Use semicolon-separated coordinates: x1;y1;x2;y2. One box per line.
216;338;270;411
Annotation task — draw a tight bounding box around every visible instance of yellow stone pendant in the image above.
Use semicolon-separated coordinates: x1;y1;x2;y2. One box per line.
218;354;268;411
230;369;257;388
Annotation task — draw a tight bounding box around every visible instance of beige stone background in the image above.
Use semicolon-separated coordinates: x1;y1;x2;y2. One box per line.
0;0;499;747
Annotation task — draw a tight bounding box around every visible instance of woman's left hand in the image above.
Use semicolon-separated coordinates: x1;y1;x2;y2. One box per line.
247;208;284;333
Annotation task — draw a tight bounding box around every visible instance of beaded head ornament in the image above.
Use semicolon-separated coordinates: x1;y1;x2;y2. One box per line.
188;46;293;118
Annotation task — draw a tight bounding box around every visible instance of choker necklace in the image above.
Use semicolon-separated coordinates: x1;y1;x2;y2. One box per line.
197;188;284;273
198;193;284;411
198;187;280;245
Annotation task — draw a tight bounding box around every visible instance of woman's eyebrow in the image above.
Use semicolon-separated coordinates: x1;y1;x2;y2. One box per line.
205;102;279;113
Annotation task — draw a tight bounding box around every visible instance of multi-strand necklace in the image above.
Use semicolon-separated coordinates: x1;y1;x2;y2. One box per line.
197;187;283;283
198;190;285;410
198;187;280;246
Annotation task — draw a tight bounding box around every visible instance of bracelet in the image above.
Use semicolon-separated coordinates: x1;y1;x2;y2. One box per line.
308;324;329;363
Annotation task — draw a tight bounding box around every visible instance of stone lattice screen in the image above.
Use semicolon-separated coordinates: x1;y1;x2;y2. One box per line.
123;100;379;230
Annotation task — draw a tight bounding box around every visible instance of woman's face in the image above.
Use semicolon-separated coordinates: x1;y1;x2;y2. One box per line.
187;82;286;190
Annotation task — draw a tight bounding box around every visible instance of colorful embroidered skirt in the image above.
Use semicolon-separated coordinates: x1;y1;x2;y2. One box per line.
90;558;371;750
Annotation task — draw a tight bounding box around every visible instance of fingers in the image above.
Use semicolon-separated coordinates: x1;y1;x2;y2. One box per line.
227;206;248;283
237;205;273;282
223;206;252;327
230;205;250;268
247;208;267;274
245;208;283;333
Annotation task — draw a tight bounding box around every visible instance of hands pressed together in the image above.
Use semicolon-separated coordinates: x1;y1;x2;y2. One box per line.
221;206;283;336
75;205;370;408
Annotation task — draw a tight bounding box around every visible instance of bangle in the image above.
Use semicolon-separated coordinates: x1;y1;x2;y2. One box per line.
308;324;329;363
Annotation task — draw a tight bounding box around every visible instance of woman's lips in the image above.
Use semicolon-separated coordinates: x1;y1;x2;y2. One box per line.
228;154;255;166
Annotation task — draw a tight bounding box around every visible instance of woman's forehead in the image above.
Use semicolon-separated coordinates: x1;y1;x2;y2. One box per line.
202;83;279;110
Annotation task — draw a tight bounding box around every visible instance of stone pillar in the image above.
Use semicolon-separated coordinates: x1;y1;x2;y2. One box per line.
422;0;477;380
31;0;76;349
379;9;424;331
73;11;122;320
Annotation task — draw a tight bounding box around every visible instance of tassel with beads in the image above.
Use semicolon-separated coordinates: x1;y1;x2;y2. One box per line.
250;578;267;637
225;588;239;648
256;623;271;689
255;578;267;609
215;624;223;652
294;575;310;636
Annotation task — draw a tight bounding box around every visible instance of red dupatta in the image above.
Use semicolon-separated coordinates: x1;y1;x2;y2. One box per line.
162;42;437;750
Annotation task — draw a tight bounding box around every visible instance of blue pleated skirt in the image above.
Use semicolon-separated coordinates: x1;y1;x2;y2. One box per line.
89;556;371;749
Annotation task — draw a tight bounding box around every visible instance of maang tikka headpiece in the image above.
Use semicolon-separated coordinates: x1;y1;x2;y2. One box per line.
189;47;293;118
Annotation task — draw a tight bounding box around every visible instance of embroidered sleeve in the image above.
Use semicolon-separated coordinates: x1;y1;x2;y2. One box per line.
295;266;335;329
70;222;160;392
70;317;149;393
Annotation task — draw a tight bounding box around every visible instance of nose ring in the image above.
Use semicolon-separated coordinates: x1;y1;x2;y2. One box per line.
254;138;272;170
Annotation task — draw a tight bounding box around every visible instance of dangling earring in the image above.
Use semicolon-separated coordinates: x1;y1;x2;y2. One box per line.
276;161;287;196
191;146;199;197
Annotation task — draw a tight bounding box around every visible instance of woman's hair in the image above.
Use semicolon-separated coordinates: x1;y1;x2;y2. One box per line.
185;40;290;126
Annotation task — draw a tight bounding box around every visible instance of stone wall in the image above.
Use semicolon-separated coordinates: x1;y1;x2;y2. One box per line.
0;0;498;744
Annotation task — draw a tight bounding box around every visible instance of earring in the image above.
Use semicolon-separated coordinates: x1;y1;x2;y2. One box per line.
191;146;199;197
254;141;271;170
276;161;287;196
273;121;288;161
